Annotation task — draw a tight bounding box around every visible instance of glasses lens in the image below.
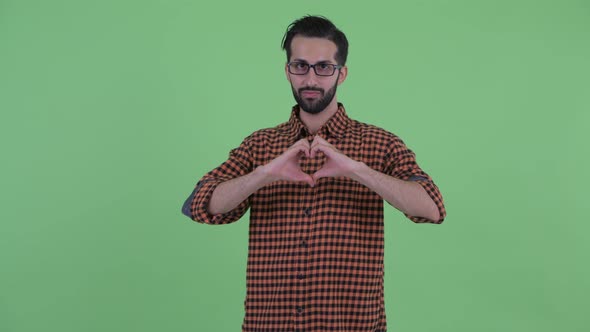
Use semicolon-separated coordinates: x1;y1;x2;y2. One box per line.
315;64;335;76
289;62;309;75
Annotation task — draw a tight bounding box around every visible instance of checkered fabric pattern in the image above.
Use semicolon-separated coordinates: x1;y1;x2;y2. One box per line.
188;103;446;332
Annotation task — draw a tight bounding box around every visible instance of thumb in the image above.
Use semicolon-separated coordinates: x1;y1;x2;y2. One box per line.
312;168;329;182
293;171;315;187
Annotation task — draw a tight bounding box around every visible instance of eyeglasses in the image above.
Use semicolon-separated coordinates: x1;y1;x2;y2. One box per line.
287;61;343;76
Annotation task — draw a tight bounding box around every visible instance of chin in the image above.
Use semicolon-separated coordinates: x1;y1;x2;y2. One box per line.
300;106;325;115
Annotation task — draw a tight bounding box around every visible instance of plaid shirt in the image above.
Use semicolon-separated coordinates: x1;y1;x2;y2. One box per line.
184;103;446;332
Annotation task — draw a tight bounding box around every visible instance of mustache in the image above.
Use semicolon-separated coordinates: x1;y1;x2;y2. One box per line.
298;87;324;94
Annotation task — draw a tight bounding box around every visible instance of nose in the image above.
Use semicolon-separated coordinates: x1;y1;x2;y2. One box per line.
302;68;320;86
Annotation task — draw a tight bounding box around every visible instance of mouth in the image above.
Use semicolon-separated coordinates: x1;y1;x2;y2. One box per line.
301;90;322;98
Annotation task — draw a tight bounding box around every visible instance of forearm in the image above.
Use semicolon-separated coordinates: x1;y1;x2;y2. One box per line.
349;162;440;222
208;166;271;215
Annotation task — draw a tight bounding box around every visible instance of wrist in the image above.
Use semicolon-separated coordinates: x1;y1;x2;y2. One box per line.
253;165;276;186
348;161;367;182
348;161;372;183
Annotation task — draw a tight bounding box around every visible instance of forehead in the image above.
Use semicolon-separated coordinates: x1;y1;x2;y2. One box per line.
290;36;338;63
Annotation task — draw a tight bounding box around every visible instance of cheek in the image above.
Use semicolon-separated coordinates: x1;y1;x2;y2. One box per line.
323;79;338;90
289;76;304;88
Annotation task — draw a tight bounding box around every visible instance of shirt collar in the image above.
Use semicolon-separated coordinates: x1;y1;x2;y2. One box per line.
284;103;351;141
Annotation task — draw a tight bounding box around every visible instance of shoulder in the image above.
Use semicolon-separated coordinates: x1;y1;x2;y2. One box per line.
238;121;291;150
244;121;287;140
349;119;405;146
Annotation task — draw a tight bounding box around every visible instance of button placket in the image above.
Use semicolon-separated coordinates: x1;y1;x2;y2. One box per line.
295;167;314;328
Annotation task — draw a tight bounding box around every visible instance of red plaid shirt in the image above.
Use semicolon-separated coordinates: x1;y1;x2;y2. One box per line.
186;103;446;332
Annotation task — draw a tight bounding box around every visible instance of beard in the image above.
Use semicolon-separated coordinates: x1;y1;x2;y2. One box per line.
291;78;338;115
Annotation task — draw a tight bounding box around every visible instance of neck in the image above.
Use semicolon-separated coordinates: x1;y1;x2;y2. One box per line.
299;98;339;135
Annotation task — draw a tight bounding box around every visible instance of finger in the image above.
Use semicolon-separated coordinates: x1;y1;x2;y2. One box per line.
297;138;311;148
312;134;325;141
310;136;321;149
288;142;311;158
294;139;311;157
305;175;316;187
312;135;328;146
312;168;329;181
292;172;315;187
310;146;319;158
292;139;306;151
310;139;324;158
283;145;305;159
299;145;311;158
303;144;311;158
311;136;335;157
311;143;331;158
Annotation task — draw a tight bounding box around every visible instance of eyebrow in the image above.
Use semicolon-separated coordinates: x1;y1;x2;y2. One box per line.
292;59;334;64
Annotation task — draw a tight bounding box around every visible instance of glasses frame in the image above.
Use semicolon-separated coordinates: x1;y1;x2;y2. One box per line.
287;61;343;77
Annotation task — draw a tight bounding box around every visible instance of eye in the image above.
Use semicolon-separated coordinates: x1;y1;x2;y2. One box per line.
315;63;335;75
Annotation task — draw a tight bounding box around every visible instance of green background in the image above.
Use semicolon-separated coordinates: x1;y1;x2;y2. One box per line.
1;0;588;331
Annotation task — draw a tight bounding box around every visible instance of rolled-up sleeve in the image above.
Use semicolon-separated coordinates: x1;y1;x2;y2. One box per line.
383;136;446;224
184;136;254;225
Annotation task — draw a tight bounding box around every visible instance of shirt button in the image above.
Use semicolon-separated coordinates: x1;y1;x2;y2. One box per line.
296;306;303;314
300;240;307;248
297;273;305;280
303;207;311;217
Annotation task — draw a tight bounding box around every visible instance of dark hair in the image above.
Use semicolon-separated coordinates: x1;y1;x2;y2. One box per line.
281;15;349;65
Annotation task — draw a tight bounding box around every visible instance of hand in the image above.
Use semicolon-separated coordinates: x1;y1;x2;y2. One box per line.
310;135;359;182
260;138;315;187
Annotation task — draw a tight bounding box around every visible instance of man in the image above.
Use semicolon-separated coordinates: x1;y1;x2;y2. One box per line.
183;15;446;332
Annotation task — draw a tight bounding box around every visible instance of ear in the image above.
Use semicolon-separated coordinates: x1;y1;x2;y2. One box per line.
337;66;348;85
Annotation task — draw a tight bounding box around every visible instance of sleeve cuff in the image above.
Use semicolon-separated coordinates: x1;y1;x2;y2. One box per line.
190;179;250;225
404;179;446;224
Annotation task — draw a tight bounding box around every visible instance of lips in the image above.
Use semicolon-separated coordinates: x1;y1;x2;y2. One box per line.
301;90;322;98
